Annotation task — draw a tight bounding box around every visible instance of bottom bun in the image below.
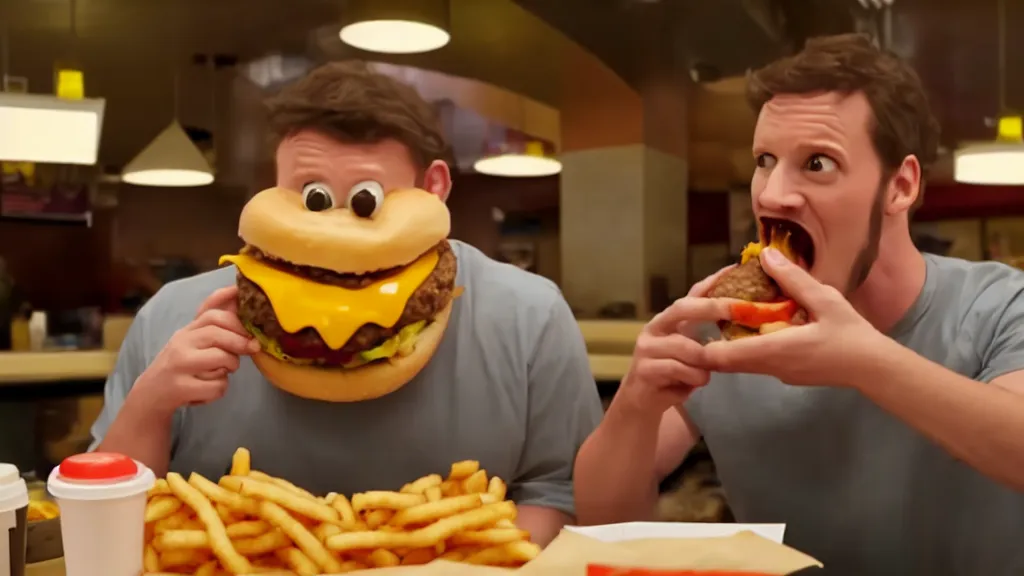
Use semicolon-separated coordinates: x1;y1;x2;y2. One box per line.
252;300;454;402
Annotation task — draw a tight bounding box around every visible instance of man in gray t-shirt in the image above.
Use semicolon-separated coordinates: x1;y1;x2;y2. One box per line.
576;34;1024;575
90;62;602;546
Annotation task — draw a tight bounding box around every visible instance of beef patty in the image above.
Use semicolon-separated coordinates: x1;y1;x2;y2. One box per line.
707;258;780;302
236;240;457;364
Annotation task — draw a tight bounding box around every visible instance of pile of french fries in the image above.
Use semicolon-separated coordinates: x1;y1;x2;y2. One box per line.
142;448;540;575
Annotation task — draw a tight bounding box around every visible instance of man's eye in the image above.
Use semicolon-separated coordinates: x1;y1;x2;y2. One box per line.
756;153;777;169
806;154;838;173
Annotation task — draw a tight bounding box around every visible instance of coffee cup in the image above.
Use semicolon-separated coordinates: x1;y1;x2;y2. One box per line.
0;463;28;576
47;453;154;576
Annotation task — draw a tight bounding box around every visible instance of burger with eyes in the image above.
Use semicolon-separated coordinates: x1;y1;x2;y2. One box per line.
219;180;458;402
708;218;814;340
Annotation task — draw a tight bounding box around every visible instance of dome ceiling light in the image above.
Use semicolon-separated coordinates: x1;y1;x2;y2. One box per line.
340;0;450;55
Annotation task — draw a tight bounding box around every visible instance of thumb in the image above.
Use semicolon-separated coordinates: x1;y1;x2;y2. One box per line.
759;247;831;312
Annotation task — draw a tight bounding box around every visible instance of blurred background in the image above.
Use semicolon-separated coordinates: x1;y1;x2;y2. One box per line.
1;0;1023;524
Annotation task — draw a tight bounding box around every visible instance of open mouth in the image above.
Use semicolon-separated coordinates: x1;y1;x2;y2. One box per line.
759;217;815;269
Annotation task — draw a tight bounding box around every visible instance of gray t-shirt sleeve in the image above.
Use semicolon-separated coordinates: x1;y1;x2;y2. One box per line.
508;295;603;518
976;281;1024;384
88;300;182;451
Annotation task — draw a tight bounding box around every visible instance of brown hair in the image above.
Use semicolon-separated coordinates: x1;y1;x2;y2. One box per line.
265;61;448;170
747;33;940;203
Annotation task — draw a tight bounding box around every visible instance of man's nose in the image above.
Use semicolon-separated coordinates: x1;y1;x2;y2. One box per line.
757;169;804;212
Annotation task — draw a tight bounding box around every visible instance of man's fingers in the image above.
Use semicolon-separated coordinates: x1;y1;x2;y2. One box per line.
635;333;706;366
759;248;835;312
195;286;239;318
687;264;738;298
633;358;711;388
191;309;250;337
702;325;802;373
190;326;259;356
183;378;230;405
648;297;734;336
183;348;243;373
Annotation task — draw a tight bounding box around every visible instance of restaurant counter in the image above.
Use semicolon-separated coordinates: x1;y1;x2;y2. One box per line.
0;350;633;386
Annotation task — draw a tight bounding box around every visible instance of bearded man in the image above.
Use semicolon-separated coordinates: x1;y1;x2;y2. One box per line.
575;34;1024;575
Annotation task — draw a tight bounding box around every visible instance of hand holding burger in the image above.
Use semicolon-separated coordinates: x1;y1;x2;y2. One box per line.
707;220;811;339
131;286;261;413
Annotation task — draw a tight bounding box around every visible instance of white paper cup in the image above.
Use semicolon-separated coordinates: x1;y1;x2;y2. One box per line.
0;463;28;576
47;454;155;576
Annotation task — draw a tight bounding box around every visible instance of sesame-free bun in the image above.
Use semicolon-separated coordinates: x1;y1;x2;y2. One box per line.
239;187;451;275
253;300;453;402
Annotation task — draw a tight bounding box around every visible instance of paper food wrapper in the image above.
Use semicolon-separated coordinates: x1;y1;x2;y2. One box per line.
322;523;822;575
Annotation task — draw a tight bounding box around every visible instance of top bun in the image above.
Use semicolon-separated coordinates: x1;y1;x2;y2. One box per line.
238;187;451;274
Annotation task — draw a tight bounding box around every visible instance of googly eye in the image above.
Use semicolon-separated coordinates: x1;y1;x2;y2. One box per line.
347;180;385;219
302;182;336;212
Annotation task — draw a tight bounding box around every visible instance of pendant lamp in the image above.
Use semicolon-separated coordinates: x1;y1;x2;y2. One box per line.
954;116;1024;186
474;140;562;178
121;120;214;187
954;0;1024;185
121;67;213;187
339;0;450;54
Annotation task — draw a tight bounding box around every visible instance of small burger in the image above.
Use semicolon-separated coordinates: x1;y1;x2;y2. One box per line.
219;184;459;402
707;218;812;340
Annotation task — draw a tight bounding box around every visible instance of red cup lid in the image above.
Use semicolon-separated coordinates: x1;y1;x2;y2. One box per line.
59;453;138;482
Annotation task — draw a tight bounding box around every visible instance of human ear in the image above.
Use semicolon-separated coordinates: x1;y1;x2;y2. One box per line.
422;160;452;202
886;155;921;215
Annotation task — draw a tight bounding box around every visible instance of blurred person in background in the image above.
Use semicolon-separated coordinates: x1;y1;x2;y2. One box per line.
576;34;1024;575
89;61;602;546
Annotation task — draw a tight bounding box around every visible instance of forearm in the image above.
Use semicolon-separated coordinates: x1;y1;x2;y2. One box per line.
95;390;174;476
858;341;1024;490
516;505;570;548
572;403;662;526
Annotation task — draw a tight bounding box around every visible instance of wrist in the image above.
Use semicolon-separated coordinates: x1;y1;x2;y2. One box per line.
123;381;179;424
843;332;908;391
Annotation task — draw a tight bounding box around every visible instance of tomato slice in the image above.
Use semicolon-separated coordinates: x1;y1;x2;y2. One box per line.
587;566;774;576
728;299;798;329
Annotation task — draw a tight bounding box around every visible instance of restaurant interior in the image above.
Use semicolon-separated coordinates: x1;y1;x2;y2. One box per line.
1;0;1023;531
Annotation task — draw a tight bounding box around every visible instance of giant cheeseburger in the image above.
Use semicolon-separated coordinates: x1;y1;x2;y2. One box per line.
708;219;811;340
219;184;459;402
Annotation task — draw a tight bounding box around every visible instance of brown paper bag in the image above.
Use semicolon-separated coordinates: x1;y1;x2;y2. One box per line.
321;528;822;575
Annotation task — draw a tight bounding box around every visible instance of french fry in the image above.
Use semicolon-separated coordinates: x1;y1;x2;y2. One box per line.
190;473;260;516
225;520;271;539
249;470;318;502
329;494;357;529
148;478;172;497
230;447;251;476
145;496;183;523
239;477;339;524
462;470;488;494
143;449;535;573
400;474;442;495
165;472;253;575
449;460;480;480
275;546;319;576
259;500;343;574
368;548;401;568
351;491;426;513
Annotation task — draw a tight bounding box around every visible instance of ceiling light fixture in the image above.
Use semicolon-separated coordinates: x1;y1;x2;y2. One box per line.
0;93;105;165
121;120;214;187
954;0;1024;185
339;0;450;54
954;116;1024;185
474;140;561;178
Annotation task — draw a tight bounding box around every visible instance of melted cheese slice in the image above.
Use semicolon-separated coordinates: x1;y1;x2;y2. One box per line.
218;250;440;350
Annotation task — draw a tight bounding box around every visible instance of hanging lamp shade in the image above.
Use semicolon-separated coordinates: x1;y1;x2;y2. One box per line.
339;0;450;54
954;116;1024;186
121;120;214;187
0;92;104;165
474;140;561;178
